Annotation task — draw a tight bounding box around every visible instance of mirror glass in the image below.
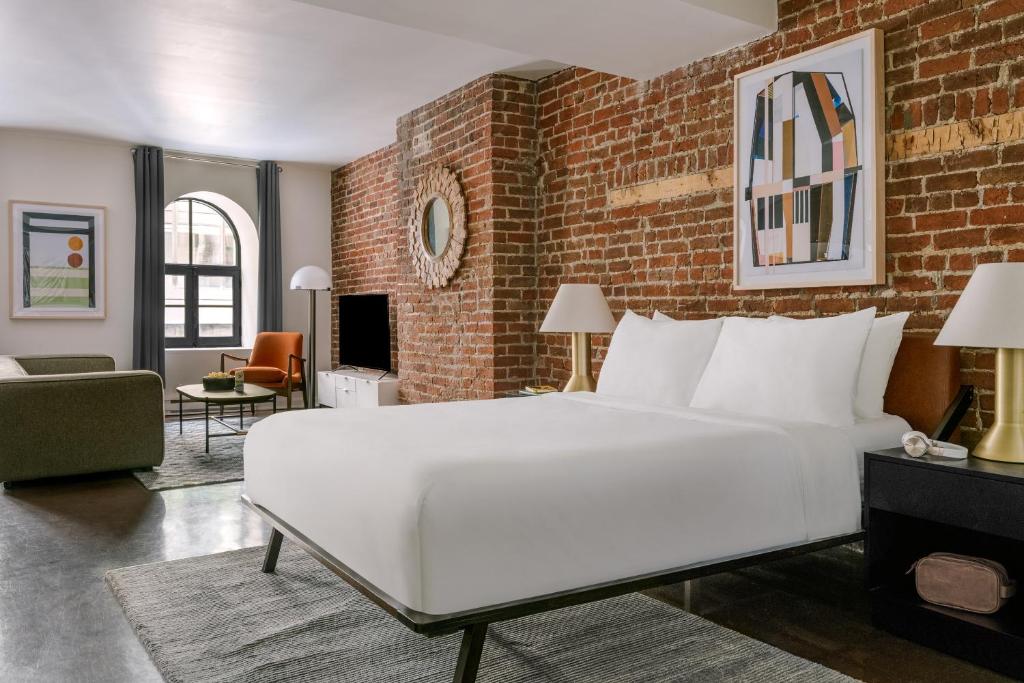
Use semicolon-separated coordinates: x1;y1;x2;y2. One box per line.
422;197;451;257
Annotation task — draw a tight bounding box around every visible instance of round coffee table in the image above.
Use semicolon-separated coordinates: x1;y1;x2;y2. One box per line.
176;384;277;453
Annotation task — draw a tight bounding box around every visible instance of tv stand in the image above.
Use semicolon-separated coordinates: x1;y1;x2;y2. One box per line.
317;368;399;408
334;365;393;381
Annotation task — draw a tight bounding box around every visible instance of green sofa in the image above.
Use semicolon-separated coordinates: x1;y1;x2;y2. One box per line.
0;354;164;486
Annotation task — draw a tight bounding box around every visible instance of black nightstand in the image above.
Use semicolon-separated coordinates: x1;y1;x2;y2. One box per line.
865;448;1024;679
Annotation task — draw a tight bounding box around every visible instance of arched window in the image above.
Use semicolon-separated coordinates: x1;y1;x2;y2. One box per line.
164;198;241;347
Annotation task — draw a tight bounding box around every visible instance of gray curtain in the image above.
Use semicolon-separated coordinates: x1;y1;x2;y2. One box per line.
132;146;165;379
257;160;283;332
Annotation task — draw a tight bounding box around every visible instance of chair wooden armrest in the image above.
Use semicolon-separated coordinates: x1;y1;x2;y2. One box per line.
286;354;309;409
220;352;250;372
287;354;307;382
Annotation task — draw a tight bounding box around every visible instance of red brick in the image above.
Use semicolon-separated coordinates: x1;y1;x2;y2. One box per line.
919;53;971;79
920;10;975;39
971;205;1024;225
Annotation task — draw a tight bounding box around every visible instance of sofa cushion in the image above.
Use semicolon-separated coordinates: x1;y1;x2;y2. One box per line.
0;356;28;379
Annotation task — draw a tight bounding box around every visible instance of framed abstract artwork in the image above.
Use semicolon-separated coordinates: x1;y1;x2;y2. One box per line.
9;201;107;319
733;29;884;290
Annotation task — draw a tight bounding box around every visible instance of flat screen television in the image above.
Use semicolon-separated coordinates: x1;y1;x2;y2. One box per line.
338;294;392;372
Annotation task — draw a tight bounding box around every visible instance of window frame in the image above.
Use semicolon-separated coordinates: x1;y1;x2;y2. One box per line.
164;198;242;348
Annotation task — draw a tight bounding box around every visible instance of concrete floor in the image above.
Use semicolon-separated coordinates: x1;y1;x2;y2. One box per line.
0;473;1008;683
0;475;269;682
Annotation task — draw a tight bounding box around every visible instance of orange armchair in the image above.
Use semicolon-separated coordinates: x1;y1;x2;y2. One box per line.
221;332;308;410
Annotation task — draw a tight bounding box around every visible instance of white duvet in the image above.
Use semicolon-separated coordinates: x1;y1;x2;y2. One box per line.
244;393;868;615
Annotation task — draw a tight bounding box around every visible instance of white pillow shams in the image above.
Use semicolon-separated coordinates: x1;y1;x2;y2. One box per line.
853;312;910;418
770;311;910;419
690;307;877;427
597;310;723;407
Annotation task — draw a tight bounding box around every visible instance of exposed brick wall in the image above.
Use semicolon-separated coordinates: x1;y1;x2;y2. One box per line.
333;0;1024;444
533;0;1024;445
331;144;401;374
331;75;538;402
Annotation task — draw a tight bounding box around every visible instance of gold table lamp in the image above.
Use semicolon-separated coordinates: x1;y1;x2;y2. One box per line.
936;263;1024;462
539;284;616;392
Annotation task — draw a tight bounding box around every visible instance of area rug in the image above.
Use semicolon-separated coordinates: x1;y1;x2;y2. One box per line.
106;545;856;682
132;417;261;491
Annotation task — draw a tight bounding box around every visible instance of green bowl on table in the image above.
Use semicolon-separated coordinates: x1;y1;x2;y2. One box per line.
202;376;235;391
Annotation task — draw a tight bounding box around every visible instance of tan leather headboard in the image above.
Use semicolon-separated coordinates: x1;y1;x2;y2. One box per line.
883;334;960;434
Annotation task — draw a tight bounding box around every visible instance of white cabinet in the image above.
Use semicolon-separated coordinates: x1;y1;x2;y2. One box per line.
320;369;399;408
317;371;337;407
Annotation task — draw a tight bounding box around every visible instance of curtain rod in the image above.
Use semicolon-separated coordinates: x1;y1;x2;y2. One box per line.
135;148;282;172
166;153;257;169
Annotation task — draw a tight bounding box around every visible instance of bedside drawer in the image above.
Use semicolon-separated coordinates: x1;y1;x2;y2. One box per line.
867;459;1024;542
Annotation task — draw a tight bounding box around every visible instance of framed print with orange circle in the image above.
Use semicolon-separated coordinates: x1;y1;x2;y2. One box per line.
9;201;106;319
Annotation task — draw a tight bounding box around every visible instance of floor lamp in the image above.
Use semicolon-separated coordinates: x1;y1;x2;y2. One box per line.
290;265;331;407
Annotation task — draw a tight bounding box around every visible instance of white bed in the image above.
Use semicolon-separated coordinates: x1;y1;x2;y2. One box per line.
244;392;908;616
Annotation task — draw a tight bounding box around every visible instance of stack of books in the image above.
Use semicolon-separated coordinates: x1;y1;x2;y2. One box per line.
521;385;558;396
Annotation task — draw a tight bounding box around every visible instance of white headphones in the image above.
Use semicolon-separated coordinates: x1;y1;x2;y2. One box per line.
901;431;968;460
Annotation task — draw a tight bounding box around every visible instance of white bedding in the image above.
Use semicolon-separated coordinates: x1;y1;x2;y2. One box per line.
244;393;865;615
843;414;911;484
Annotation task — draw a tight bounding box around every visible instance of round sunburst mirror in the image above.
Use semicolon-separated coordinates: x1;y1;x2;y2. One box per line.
422;196;452;258
409;166;466;288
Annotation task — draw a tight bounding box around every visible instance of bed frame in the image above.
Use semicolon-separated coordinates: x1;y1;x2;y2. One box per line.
246;334;972;683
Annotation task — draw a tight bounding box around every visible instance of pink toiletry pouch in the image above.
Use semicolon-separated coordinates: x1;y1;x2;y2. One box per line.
910;552;1016;614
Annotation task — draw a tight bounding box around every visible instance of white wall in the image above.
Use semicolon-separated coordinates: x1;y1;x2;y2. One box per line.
280;162;333;376
0;129;334;403
0;130;136;366
165;157;258;225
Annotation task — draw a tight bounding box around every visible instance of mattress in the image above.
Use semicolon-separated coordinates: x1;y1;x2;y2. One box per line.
844;414;911;482
244;393;865;615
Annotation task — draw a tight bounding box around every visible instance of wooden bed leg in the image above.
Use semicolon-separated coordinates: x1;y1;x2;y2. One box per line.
452;623;487;683
261;528;284;573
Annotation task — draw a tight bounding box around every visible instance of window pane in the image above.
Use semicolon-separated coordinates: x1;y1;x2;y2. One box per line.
198;306;234;338
165;274;185;305
165;306;185;338
164;274;186;338
164;201;191;264
197;275;233;306
191;202;237;266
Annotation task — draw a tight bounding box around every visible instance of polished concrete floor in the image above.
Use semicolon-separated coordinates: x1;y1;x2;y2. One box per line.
0;473;1009;682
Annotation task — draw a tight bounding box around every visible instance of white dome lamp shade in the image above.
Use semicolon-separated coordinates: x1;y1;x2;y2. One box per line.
936;262;1024;462
290;265;332;406
290;265;331;291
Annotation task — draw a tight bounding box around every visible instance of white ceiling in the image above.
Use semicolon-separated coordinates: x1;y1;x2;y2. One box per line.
0;0;775;165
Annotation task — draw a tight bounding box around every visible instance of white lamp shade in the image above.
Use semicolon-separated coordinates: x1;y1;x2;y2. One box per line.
539;284;616;333
936;262;1024;349
290;265;331;291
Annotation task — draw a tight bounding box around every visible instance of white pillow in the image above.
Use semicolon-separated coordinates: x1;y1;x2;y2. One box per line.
854;312;910;419
770;311;910;419
652;311;673;321
690;308;877;427
598;310;723;407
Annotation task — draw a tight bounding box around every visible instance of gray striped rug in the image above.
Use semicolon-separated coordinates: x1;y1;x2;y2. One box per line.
106;545;856;682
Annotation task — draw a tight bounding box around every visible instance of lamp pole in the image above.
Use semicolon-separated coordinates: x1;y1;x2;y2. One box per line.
307;288;318;407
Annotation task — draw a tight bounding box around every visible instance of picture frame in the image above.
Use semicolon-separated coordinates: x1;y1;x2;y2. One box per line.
732;28;884;291
9;200;107;319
